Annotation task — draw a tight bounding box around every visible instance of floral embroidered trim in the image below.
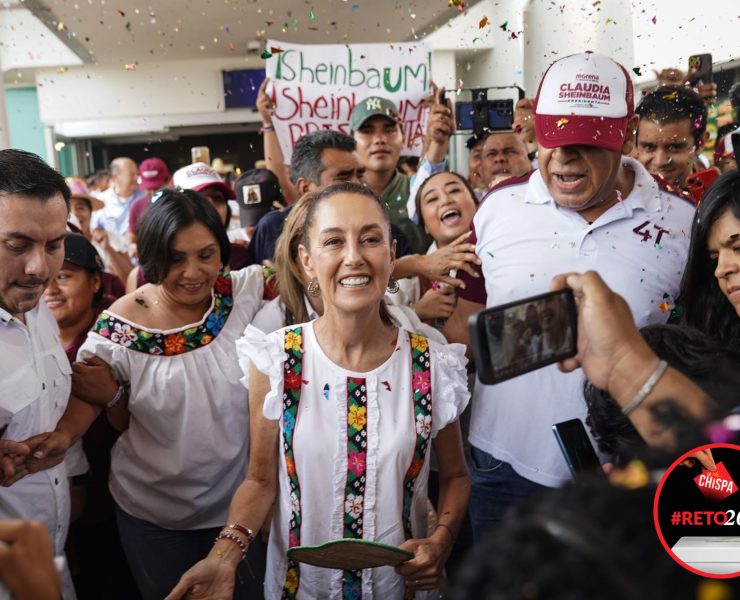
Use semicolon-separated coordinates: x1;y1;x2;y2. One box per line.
282;327;304;600
92;274;233;356
342;377;368;599
402;334;433;541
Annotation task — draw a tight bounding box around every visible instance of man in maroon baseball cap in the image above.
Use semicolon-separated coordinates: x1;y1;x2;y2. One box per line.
129;158;171;253
139;157;171;192
459;52;697;538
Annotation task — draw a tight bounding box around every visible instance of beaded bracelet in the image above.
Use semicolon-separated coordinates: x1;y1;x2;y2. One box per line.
226;523;255;545
214;530;247;560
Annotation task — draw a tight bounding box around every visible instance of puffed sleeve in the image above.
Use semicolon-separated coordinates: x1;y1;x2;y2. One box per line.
235;324;286;420
77;329;132;385
230;264;267;323
429;340;469;437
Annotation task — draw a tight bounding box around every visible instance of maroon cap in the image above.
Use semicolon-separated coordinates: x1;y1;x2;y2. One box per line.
139;158;171;190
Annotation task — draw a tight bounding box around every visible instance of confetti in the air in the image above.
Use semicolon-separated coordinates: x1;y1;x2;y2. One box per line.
381;381;392;392
499;20;508;31
651;16;657;24
261;50;273;59
323;383;330;400
124;63;136;71
117;9;126;17
309;8;316;20
479;16;489;28
632;67;642;76
556;118;569;129
270;46;284;54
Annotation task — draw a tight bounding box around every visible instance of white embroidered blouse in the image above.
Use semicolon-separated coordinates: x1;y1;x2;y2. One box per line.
236;321;469;599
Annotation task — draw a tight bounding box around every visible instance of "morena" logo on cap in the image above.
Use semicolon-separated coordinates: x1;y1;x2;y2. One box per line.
186;165;217;178
575;73;600;82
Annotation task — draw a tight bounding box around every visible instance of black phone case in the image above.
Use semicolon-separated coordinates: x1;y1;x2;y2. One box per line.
468;288;577;385
552;419;603;477
688;54;712;86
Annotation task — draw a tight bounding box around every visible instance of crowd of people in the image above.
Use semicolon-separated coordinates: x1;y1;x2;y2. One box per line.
0;49;739;600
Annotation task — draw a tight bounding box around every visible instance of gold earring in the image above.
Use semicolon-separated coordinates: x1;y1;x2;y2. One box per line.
306;279;321;297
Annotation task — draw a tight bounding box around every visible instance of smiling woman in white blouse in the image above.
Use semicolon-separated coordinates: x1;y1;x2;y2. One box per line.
169;182;471;600
35;189;268;600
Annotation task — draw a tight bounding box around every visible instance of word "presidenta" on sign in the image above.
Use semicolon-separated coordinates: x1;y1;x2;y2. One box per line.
274;48;432;93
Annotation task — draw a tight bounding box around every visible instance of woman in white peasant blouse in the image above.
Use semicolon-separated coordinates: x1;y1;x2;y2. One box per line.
31;190;268;600
169;182;471;600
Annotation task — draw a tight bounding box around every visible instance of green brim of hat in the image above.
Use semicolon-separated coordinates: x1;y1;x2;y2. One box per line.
349;96;401;131
287;538;414;570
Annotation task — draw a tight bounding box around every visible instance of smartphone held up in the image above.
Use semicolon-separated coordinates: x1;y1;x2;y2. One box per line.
552;418;604;478
688;53;712;87
468;289;578;385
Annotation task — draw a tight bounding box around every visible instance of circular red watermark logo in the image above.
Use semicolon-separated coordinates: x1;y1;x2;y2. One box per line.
654;443;740;578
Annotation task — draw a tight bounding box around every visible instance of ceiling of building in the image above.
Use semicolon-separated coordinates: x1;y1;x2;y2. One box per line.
15;0;482;66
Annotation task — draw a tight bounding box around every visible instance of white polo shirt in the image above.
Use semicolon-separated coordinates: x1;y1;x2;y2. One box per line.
0;302;76;598
469;157;695;487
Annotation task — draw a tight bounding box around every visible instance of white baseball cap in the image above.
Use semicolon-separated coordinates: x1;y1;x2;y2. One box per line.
534;52;634;152
172;162;235;200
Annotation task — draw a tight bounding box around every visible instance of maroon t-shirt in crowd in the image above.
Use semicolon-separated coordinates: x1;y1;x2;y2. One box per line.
64;301;122;522
102;272;125;300
455;226;487;305
128;196;150;235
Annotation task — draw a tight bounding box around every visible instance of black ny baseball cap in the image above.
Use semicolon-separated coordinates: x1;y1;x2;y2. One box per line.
234;169;282;227
64;233;104;272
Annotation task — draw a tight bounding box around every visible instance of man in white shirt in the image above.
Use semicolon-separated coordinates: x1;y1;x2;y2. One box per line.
461;53;696;538
0;149;76;598
91;157;146;254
